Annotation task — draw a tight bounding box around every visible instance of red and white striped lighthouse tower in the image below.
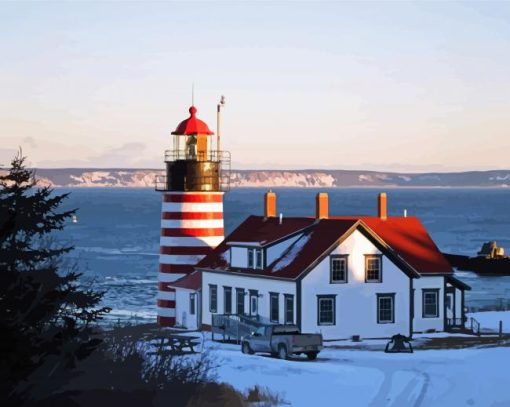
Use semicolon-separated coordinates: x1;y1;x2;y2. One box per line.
156;102;230;326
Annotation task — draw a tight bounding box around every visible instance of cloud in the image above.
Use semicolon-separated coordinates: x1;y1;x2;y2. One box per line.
22;136;37;148
37;142;161;168
0;148;19;167
84;142;161;168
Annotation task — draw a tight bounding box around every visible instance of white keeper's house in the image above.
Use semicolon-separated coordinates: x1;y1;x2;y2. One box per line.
168;191;470;340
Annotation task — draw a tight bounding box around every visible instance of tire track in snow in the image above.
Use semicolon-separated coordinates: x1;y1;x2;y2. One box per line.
369;369;430;407
412;372;430;407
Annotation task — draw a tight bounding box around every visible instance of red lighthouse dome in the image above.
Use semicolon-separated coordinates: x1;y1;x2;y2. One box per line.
171;106;214;136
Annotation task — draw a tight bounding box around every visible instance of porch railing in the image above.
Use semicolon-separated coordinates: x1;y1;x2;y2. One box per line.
469;317;481;336
211;314;268;343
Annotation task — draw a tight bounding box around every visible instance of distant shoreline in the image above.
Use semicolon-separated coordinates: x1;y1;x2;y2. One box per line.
11;167;508;189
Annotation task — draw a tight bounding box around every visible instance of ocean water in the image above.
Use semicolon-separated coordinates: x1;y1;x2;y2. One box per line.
55;188;510;324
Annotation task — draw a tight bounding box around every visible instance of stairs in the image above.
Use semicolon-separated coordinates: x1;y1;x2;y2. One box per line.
446;317;480;335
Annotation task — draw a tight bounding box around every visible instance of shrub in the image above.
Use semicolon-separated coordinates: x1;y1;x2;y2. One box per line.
245;384;287;406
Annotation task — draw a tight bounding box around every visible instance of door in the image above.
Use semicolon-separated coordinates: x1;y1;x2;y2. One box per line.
250;326;267;352
446;292;455;324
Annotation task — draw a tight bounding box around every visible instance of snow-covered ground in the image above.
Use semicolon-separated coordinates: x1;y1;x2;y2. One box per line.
207;339;509;407
153;314;510;406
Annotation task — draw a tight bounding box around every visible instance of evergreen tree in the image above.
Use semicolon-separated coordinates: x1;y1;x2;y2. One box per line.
0;151;110;404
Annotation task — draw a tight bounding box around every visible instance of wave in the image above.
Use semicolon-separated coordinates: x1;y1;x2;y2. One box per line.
75;246;158;256
103;277;156;285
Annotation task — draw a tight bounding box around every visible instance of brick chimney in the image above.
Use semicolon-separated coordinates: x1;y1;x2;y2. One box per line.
316;192;329;219
378;192;387;220
264;190;277;218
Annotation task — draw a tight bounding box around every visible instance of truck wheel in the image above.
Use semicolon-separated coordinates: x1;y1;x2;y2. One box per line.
278;345;288;360
242;342;254;355
306;352;318;360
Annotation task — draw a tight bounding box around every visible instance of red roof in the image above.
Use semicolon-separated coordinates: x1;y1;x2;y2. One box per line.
171;106;214;136
225;216;315;246
347;216;453;276
169;270;202;290
197;215;453;279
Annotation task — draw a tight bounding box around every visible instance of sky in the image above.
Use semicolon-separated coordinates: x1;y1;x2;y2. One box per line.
0;1;509;172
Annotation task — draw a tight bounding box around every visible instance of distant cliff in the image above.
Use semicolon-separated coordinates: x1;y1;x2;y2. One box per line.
11;168;510;188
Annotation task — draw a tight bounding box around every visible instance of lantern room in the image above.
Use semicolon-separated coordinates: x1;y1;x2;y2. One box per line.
171;105;215;161
156;104;231;192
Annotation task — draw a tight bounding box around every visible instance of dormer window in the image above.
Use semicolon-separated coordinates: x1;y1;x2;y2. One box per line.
248;248;264;269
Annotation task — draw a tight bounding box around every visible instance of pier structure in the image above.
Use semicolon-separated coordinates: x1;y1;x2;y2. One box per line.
155;103;230;326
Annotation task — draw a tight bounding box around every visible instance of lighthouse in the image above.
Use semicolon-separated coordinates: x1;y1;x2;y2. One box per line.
156;102;230;327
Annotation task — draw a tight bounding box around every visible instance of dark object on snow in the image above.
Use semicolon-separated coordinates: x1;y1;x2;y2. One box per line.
443;241;510;275
385;334;413;353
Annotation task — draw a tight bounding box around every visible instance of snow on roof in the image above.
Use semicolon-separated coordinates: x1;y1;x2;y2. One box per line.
271;232;312;273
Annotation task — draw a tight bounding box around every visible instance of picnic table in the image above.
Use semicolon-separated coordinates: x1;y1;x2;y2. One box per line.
149;334;201;355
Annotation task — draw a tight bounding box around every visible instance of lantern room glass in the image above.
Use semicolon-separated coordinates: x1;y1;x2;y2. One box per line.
172;134;213;161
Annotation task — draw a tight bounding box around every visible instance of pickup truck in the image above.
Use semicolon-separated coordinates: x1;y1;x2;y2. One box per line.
241;324;323;360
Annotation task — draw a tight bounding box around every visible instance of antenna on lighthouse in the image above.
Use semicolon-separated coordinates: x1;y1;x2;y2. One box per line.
191;83;195;106
217;95;226;155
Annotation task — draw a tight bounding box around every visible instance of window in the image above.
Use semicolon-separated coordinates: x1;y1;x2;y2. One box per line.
284;294;294;324
377;293;395;323
248;249;254;268
365;255;382;282
317;295;336;325
250;290;258;316
224;286;232;314
270;293;279;322
330;255;348;283
254;326;265;337
423;289;439;318
189;293;196;315
209;285;217;313
247;248;264;269
256;249;263;269
236;288;245;315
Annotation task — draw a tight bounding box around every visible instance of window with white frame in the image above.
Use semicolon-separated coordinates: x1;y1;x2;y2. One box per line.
249;290;258;316
236;288;245;315
330;255;348;283
255;249;263;268
189;293;196;315
422;289;439;318
365;255;382;282
270;293;279;323
224;286;232;314
377;293;395;323
284;294;294;324
247;249;254;268
247;248;264;269
209;285;217;313
317;295;336;325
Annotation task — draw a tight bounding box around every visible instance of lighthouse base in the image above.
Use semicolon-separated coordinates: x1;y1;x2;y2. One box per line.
158;316;176;326
157;191;224;327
